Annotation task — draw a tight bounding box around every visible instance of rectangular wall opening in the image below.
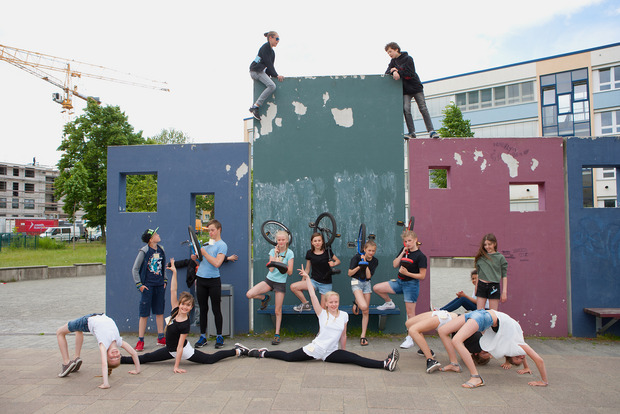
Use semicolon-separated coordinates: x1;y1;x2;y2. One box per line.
429;167;449;189
430;257;476;311
124;173;158;213
582;167;618;208
509;183;544;212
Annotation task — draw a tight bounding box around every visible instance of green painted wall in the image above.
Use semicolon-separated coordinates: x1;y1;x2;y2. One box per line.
252;75;407;334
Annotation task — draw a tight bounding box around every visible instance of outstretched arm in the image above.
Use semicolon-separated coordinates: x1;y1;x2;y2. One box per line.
121;341;141;375
169;259;178;309
301;265;322;316
520;344;548;386
99;343;110;389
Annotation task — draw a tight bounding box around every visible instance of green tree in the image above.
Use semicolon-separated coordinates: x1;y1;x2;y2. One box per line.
54;161;90;249
431;102;475;188
56;99;144;238
196;194;214;219
146;128;191;144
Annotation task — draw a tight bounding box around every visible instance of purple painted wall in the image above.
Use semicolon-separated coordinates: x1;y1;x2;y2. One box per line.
409;138;567;336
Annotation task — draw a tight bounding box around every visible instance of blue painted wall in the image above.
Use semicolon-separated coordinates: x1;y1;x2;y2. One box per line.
567;136;620;337
106;143;250;335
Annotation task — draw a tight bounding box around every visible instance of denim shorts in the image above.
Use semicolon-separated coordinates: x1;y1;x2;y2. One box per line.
388;278;419;303
139;285;166;317
311;279;333;295
464;309;494;332
350;278;372;294
67;313;100;332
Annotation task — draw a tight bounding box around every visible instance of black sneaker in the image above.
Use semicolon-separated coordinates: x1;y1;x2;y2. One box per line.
58;361;76;377
384;348;399;371
71;357;82;373
429;131;440;139
426;358;441;373
215;335;224;349
248;348;268;358
417;348;435;358
234;343;250;357
404;133;416;140
249;106;261;120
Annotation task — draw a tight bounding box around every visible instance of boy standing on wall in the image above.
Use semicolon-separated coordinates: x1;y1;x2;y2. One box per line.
385;42;439;140
132;227;167;351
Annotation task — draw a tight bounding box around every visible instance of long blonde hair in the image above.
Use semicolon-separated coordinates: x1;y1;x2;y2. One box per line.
323;291;340;322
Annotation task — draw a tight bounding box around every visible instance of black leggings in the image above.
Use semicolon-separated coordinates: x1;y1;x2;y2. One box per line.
120;347;235;365
264;348;384;369
196;277;223;335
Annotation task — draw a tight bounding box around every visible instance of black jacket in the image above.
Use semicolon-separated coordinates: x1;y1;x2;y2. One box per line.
250;42;278;77
385;51;423;95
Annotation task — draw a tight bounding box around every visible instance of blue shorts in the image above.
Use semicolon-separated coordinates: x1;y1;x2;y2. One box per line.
388;278;419;303
464;310;494;332
67;313;100;332
311;279;333;295
139;285;166;317
351;278;372;294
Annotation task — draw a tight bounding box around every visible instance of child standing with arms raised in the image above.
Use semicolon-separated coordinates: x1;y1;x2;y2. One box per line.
246;230;294;345
348;240;379;346
291;232;340;311
474;233;508;310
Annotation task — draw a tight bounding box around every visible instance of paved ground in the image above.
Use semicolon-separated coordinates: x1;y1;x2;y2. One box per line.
1;276;620;413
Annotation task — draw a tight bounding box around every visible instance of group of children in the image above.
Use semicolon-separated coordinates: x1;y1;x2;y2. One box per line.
248;32;439;140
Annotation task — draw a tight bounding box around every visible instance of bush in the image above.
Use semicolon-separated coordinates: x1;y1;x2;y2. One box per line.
37;237;68;250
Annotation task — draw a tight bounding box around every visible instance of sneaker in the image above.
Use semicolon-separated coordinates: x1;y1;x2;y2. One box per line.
426;358;441;373
157;337;166;346
195;336;207;348
135;340;144;352
293;302;312;312
429;131;439;139
248;347;268;358
376;301;396;311
384;348;399;372
417;348;435;357
404;133;416;140
249;106;261;120
400;335;414;349
71;357;82;373
272;334;281;345
260;294;271;310
235;343;250;357
58;361;76;377
215;335;224;349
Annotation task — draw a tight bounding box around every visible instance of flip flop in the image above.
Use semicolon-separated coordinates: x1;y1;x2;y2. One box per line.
360;337;369;346
352;301;360;315
462;374;485;388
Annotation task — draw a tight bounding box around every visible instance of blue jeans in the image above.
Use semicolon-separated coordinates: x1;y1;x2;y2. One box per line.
250;69;276;107
404;92;435;134
388;278;419;303
440;297;477;312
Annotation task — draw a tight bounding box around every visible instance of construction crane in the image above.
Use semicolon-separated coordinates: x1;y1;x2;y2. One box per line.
0;43;170;113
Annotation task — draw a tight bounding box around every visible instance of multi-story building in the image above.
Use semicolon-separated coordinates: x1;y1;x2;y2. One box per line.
0;160;66;219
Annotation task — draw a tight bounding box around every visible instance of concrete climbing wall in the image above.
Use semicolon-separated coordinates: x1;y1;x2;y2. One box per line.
252;75;407;333
106;143;250;334
409;138;567;337
566;136;620;337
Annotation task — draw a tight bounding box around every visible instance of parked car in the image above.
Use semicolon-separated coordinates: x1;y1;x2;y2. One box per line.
89;229;102;241
40;226;79;242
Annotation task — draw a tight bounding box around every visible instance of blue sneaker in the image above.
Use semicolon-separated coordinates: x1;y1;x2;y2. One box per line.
215;335;224;349
195;336;207;348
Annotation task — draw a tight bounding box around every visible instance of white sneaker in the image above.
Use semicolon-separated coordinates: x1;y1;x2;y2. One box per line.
400;335;415;349
376;301;396;311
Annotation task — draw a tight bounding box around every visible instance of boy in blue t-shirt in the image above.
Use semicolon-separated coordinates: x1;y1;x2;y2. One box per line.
131;227;167;352
194;219;228;349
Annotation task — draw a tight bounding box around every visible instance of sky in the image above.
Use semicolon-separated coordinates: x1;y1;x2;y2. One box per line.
1;0;619;167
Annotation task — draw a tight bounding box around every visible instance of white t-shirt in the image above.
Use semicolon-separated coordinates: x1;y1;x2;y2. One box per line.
88;314;123;349
303;309;348;360
480;311;526;358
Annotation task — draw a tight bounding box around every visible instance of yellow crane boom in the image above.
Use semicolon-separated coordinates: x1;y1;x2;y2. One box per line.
0;43;170;112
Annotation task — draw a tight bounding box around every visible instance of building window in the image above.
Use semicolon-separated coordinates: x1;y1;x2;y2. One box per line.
25;168;35;178
25;183;35;193
582;167;593;207
602;168;616;179
541;68;590;137
0;198;6;208
0;166;6;175
456;81;535;112
13;182;19;197
13;168;19;177
510;184;542;212
24;199;35;210
0;181;5;191
12;198;19;209
600;110;620;135
598;65;620;91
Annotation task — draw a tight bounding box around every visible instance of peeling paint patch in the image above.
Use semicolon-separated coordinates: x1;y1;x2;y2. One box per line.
480;159;487;172
259;102;278;135
454;153;463;166
275;118;282;127
226;165;231;172
473;150;484;161
531;158;539;171
360;75;365;79
501;153;519;177
550;314;557;328
292;101;307;116
323;92;330;107
236;162;248;182
331;108;354;128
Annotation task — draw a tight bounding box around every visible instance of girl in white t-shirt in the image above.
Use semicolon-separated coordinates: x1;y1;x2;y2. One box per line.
248;265;399;371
